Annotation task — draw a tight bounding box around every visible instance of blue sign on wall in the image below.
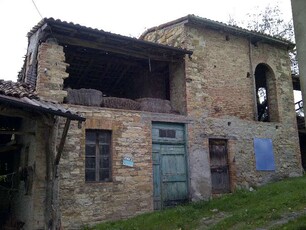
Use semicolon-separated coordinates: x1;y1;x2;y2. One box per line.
254;138;275;171
123;156;134;167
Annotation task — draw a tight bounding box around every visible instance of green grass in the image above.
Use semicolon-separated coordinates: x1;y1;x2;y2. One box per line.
271;214;306;230
89;175;306;230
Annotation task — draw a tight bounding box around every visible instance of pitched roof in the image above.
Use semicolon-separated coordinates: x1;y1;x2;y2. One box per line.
140;14;295;49
0;80;85;121
0;80;38;99
27;17;193;57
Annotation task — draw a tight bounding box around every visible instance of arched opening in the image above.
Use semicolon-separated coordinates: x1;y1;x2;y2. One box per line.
255;64;279;122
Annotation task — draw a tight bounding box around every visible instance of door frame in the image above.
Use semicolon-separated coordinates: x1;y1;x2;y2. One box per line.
208;138;231;194
152;122;189;209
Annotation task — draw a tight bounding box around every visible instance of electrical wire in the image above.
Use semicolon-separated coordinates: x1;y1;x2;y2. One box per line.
30;0;57;42
31;0;44;19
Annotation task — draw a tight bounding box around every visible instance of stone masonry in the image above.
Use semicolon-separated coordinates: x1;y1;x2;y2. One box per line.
36;41;69;103
23;16;304;229
57;106;190;228
142;17;303;199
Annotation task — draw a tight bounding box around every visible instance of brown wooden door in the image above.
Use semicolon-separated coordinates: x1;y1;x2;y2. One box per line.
209;139;230;193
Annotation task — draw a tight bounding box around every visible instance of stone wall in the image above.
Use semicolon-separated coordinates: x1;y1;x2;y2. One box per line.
170;60;187;115
36;40;69;103
11;114;51;230
27;33;189;228
143;22;303;199
58;105;190;228
25;18;303;228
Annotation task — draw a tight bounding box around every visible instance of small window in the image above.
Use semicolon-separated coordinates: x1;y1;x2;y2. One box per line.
85;130;111;182
159;129;176;138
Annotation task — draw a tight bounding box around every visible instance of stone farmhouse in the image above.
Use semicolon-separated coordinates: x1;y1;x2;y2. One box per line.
0;80;84;229
0;15;303;229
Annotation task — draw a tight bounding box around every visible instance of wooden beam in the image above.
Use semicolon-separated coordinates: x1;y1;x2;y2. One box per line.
67;46;148;67
55;118;71;165
0;107;36;119
54;34;183;62
0;145;21;153
0;130;35;136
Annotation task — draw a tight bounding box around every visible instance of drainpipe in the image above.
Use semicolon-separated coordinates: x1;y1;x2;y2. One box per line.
52;118;71;230
291;0;306;128
249;38;258;121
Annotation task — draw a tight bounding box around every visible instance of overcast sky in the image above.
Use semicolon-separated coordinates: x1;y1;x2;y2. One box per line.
0;0;293;82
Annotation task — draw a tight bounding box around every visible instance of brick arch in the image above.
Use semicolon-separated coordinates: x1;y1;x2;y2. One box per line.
254;63;279;122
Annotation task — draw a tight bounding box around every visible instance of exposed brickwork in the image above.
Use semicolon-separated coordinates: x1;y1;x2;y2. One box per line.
57;106;190;228
36;41;69;103
22;18;303;229
143;22;302;196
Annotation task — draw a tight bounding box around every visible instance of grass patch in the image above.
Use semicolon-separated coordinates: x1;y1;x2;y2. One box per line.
89;175;306;230
272;214;306;230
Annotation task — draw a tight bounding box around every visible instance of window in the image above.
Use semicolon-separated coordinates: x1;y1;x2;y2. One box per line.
254;64;279;122
85;130;111;182
159;129;176;138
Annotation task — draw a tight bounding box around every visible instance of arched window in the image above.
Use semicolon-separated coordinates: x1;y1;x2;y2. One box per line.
255;64;279;122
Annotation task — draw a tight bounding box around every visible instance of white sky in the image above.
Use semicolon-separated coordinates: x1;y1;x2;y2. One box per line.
0;0;293;82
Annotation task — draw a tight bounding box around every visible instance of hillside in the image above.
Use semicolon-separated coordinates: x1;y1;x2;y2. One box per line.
86;175;306;230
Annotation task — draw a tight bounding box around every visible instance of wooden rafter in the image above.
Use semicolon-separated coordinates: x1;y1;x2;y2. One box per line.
56;34;183;62
0;145;22;153
0;130;35;136
0;107;36;119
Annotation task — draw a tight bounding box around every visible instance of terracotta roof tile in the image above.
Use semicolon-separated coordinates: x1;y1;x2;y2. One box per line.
0;80;85;121
0;80;38;99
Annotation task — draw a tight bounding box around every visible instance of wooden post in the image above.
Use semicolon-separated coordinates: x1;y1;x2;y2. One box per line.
54;119;71;165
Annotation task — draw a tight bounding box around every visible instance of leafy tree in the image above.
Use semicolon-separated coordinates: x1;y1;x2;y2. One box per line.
246;5;293;40
228;3;298;75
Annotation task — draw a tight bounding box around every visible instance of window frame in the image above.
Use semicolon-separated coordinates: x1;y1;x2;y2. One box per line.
85;129;112;182
254;63;279;122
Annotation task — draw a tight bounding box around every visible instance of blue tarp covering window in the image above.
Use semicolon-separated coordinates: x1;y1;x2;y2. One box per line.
254;138;275;171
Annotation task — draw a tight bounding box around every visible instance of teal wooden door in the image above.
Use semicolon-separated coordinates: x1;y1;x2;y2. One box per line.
152;123;188;210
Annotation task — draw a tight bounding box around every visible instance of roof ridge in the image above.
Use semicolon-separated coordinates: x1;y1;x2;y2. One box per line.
140;14;294;49
188;14;294;45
